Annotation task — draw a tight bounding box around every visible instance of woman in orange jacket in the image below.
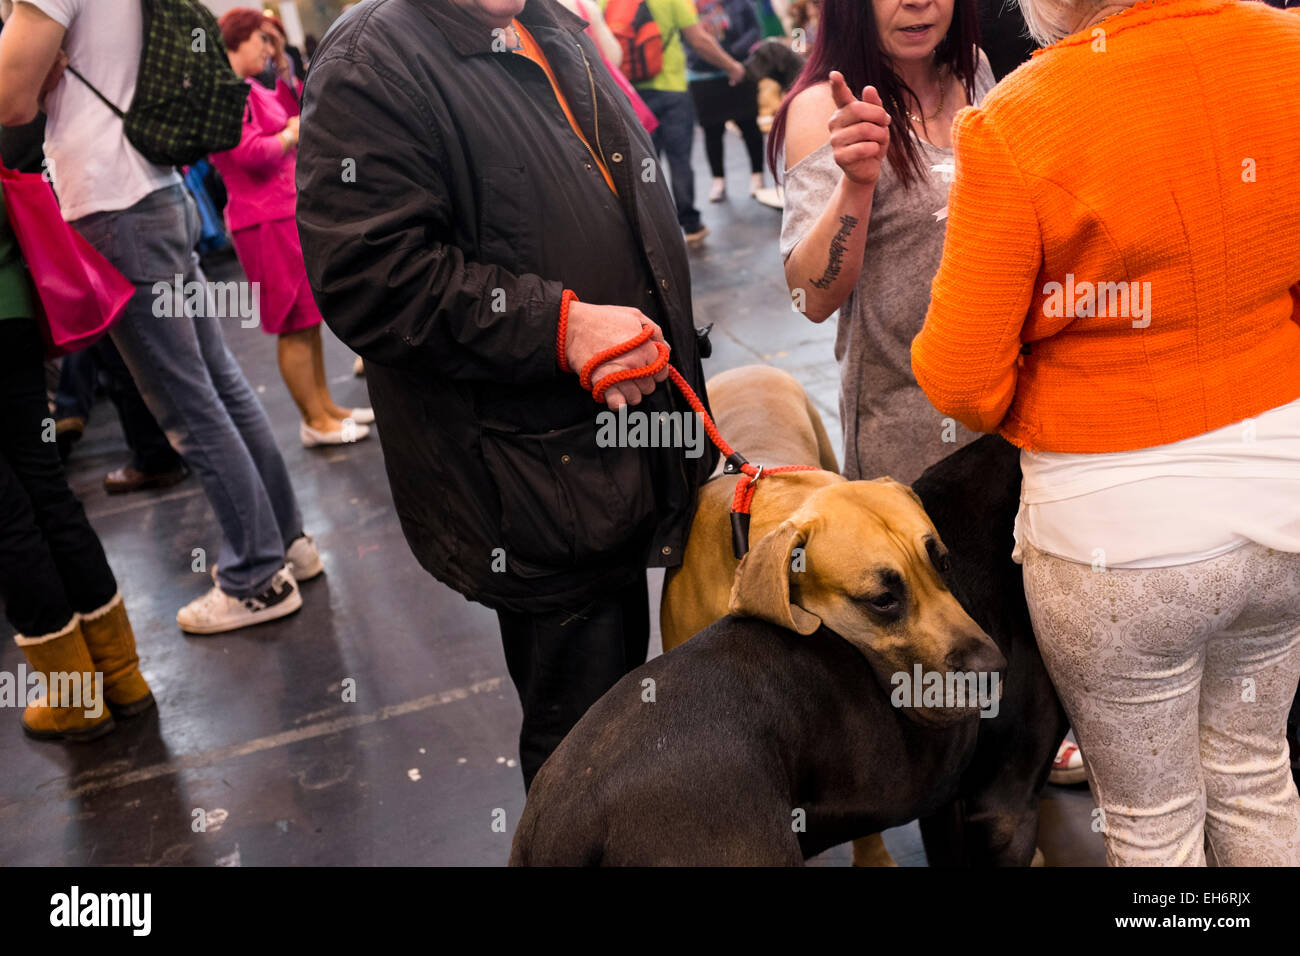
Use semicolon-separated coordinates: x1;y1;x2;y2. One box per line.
912;0;1300;865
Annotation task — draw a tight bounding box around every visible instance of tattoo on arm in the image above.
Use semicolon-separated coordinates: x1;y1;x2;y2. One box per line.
808;214;860;290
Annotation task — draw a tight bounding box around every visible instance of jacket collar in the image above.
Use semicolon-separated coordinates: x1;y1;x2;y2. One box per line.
416;0;589;58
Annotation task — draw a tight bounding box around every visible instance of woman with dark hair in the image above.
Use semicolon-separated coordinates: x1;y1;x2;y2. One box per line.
213;8;371;447
772;0;991;484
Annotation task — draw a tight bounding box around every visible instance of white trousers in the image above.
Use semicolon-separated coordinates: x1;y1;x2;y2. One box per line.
1022;542;1300;866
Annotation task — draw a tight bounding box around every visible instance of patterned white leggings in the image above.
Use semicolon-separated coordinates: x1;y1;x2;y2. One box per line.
1022;542;1300;866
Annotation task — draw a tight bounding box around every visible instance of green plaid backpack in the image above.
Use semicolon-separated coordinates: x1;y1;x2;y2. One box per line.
67;0;250;168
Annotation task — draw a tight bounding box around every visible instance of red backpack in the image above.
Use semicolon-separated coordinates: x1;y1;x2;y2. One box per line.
605;0;667;84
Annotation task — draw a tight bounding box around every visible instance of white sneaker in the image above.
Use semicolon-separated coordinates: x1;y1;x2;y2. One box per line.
286;534;324;581
301;420;371;447
178;568;302;635
347;407;375;425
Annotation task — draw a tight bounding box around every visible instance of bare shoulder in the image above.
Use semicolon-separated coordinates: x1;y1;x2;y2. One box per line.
784;81;836;171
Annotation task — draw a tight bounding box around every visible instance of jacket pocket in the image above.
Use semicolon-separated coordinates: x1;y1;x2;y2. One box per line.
477;163;528;274
479;418;655;576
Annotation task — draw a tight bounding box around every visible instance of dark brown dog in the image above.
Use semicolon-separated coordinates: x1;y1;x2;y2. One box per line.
510;436;1067;866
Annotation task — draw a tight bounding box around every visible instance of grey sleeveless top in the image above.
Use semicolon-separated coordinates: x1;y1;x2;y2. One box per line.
780;56;997;485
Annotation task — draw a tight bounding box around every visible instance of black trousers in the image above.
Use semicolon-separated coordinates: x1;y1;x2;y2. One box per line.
497;572;650;791
703;118;765;178
0;321;118;636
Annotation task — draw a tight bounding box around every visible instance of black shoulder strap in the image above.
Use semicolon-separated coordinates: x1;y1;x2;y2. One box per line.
65;65;127;119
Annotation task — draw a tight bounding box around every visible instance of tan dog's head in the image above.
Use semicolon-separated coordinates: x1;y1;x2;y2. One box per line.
728;479;1005;727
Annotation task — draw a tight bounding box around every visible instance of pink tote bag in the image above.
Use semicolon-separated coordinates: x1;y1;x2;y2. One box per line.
0;161;134;358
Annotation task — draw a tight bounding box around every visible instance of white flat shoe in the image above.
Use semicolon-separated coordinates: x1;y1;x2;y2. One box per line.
301;421;371;448
753;185;785;209
346;407;375;425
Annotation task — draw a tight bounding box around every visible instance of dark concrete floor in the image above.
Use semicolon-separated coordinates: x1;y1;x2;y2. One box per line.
0;127;1105;867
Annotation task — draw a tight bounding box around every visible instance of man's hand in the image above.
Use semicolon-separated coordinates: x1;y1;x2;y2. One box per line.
726;59;746;85
827;70;891;188
564;301;671;411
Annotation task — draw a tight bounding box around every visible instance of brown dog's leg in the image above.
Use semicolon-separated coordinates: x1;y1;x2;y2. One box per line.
851;833;897;867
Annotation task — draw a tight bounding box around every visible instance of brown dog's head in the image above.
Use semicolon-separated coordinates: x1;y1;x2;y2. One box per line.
727;478;1005;727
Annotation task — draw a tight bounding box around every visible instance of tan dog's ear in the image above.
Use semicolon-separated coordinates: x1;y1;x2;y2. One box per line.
728;520;822;635
872;475;924;510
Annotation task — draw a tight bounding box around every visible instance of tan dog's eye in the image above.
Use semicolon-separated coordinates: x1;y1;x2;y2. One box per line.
865;592;902;617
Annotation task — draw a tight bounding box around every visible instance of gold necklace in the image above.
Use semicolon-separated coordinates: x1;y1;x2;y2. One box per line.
906;68;945;124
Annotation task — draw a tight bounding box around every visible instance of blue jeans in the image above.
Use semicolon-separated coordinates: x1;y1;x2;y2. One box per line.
71;184;301;598
638;88;702;233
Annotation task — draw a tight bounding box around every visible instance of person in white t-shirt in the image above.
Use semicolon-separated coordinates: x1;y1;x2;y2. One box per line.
0;0;324;635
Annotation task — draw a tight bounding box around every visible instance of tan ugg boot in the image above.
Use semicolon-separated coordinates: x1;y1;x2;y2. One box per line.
14;618;116;742
79;592;154;718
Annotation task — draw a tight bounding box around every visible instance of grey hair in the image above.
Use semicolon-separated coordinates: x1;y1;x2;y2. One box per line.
1016;0;1123;46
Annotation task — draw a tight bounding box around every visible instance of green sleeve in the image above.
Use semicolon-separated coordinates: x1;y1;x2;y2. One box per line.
0;190;37;322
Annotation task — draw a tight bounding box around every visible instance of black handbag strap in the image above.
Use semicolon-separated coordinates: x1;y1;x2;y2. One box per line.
65;65;127;119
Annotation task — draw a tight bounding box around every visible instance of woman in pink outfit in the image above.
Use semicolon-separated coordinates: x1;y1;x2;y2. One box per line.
213;9;371;448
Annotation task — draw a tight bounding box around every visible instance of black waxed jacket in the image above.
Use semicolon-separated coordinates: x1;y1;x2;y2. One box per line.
296;0;717;613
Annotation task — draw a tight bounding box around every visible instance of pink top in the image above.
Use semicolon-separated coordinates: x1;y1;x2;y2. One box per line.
210;80;297;233
274;76;303;119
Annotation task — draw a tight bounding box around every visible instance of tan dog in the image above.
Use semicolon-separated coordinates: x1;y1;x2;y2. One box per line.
660;365;1004;866
660;365;840;651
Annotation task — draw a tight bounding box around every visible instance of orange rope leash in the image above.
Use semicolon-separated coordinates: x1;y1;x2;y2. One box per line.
557;290;818;557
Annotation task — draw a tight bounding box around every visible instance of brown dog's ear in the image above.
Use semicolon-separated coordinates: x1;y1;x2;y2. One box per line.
872;475;924;510
728;520;822;635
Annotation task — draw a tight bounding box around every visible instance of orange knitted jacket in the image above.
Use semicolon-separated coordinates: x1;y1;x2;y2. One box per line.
911;0;1300;453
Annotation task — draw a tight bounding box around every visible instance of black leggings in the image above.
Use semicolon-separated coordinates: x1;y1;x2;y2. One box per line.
0;320;118;636
703;117;765;178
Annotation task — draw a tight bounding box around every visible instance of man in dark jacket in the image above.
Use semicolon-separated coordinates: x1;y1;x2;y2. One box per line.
297;0;717;788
